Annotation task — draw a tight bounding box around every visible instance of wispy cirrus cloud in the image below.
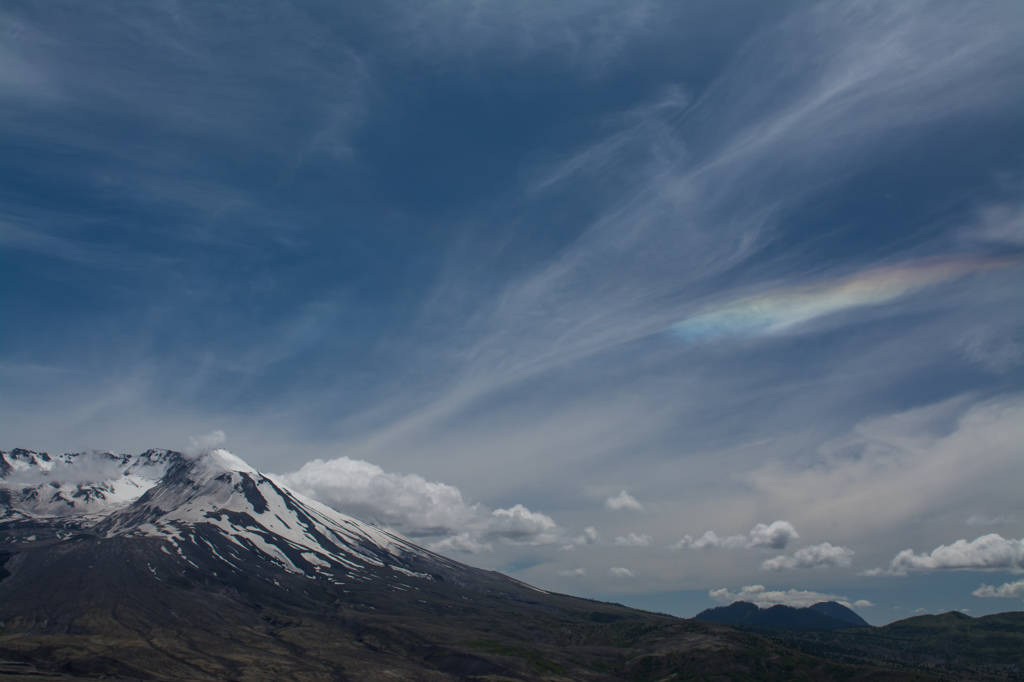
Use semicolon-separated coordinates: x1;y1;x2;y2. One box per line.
672;256;1022;341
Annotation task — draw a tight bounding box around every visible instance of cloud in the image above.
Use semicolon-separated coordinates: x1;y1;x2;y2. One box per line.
748;396;1024;563
608;567;635;578
487;504;561;543
709;585;871;609
558;568;586;578
968;200;1024;247
605;490;644;512
761;542;854;571
429;533;494;555
561;526;602;551
185;430;226;458
614;532;653;548
279;457;561;553
671;521;799;551
956;322;1024;373
972;579;1024;599
386;0;660;73
967;514;1019;527
878;534;1024;576
672;256;1022;341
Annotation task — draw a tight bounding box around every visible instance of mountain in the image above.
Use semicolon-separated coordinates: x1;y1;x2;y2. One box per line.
695;601;868;630
1;448;935;680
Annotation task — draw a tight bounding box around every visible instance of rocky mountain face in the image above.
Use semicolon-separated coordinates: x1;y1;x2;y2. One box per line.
1;448;933;681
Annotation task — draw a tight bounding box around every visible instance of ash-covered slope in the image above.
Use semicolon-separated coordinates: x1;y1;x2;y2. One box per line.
0;448;929;681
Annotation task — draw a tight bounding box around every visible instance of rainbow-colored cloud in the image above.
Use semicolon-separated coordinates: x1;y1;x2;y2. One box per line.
672;255;1021;341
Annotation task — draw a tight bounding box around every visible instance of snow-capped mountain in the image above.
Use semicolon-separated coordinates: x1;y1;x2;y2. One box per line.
0;448;945;681
1;447;469;588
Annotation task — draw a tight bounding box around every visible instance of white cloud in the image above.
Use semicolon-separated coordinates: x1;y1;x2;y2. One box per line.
671;520;799;551
487;504;561;544
561;526;602;550
761;542;854;571
614;532;653;548
709;585;871;609
608;567;635;578
972;579;1024;599
558;568;586;578
747;521;801;549
186;429;226;458
279;456;561;553
878;534;1024;576
605;490;644;512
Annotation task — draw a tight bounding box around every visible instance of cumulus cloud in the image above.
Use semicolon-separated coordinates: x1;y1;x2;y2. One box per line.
558;568;586;578
671;520;799;551
279;456;562;553
972;579;1024;599
614;532;653;548
761;542;854;571
608;567;635;578
709;585;872;609
875;534;1024;576
605;490;644;512
561;526;602;550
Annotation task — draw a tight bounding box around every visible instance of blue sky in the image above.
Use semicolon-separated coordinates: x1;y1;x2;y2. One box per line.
2;0;1022;624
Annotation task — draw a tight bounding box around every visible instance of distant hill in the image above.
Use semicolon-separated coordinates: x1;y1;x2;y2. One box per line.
695;600;869;629
767;610;1024;681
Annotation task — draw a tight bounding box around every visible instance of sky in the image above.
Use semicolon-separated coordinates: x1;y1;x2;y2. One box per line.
2;0;1022;625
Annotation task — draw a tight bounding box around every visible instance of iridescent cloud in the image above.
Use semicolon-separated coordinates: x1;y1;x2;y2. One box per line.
672;255;1021;341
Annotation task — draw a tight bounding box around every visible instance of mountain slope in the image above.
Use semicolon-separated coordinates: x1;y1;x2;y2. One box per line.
1;448;935;681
